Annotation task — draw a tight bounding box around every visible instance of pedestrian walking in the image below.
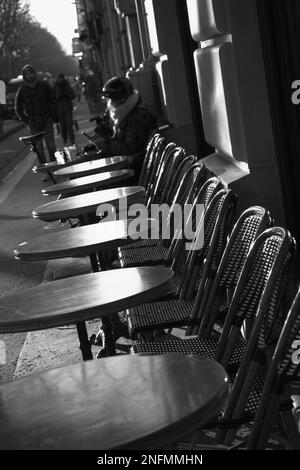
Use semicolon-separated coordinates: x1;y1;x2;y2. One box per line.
54;74;76;145
15;64;57;164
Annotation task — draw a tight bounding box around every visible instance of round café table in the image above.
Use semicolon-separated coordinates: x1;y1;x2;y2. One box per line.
14;218;156;271
41;169;135;197
0;266;174;360
32;158;83;175
0;355;229;450
54;156;131;179
14;219;153;260
32;155;89;184
32;186;145;222
14;218;158;355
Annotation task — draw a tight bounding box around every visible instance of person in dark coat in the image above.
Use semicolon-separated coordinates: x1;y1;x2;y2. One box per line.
15;64;57;163
54;73;76;145
89;77;157;352
93;76;157;179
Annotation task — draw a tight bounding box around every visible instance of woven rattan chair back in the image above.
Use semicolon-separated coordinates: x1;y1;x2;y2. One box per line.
144;138;172;200
191;206;273;336
120;155;198;252
171;161;209;209
138;133;161;187
168;176;224;263
147;146;186;207
156;162;208;249
143;136;167;198
213;228;294;368
161;155;197;205
179;189;238;302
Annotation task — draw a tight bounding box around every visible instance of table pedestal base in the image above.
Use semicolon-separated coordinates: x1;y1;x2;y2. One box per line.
89;249;125;358
47;170;57;184
76;316;118;360
76;322;93;361
89;312;130;358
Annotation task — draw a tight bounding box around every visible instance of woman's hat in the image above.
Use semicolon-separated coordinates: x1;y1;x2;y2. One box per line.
101;76;133;101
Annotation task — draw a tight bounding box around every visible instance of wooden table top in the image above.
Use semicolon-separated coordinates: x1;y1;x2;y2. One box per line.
42;169;134;197
0;266;174;333
54;156;131;178
0;355;228;450
15;219;155;260
32;186;145;221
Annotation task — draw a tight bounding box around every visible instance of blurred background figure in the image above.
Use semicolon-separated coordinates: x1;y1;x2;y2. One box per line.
54;73;76;145
83;70;101;114
15;64;56;163
72;77;82;104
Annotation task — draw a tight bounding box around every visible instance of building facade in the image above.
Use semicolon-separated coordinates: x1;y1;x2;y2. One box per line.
75;0;300;266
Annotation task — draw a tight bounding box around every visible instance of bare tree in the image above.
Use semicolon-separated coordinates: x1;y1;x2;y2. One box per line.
22;21;77;77
0;0;30;79
0;1;77;81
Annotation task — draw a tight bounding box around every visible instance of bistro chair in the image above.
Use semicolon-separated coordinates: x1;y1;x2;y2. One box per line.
246;284;300;449
138;133;163;188
141;136;168;199
131;226;293;375
94;174;221;351
145;145;186;206
119;176;222;269
120;156;202;251
95;139;174;224
176;228;296;450
128;206;272;341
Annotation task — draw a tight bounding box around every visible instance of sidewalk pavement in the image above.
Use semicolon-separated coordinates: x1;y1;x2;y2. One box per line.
0;120;25;143
0;99;97;384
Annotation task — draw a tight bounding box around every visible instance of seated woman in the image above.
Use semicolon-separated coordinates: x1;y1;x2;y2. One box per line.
89;77;157;352
92;76;158;181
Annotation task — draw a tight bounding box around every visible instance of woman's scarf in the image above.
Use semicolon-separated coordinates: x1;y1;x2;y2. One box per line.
107;90;139;135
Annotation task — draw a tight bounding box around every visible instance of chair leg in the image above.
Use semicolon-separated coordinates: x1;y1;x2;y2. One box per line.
247;393;280;449
219;361;259;445
47;170;56;184
276;408;300;449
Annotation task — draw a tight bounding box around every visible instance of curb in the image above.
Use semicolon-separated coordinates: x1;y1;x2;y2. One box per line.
0;122;25;143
